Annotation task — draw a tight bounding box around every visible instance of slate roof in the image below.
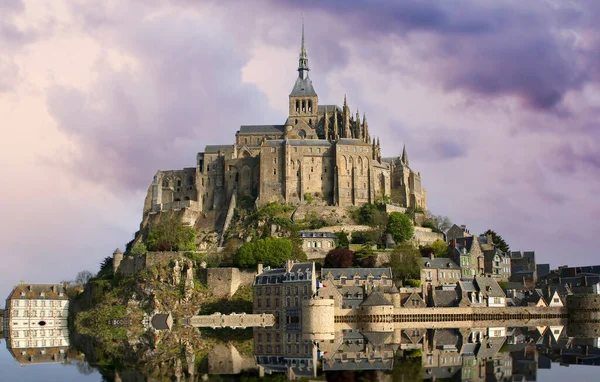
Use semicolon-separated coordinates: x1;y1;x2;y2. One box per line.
300;231;336;238
519;290;546;306
433;289;460;307
337;138;369;145
204;145;234;154
475;276;506;298
322;268;392;280
318;104;340;113
263;140;284;147
360;291;393;306
363;331;392;347
455;236;475;253
287;139;333;146
290;76;317;96
422;258;460;269
460;280;477;292
434;329;461;347
151;313;173;331
238;125;285;134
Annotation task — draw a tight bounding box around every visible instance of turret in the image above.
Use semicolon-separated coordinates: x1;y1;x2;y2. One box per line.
333;108;339;139
401;145;409;166
355;108;361;139
113;248;124;274
323;107;329;140
343;95;351;138
363;113;370;143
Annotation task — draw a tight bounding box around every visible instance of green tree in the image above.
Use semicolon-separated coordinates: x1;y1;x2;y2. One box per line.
130;242;147;255
289;224;308;262
483;229;510;252
336;230;350;249
354;246;377;268
235;237;293;268
428;239;449;257
146;214;197;251
388;242;422;284
386;212;414;243
351;230;381;246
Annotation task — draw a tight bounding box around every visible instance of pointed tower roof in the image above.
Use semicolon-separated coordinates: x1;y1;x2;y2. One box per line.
290;16;316;96
401;145;409;166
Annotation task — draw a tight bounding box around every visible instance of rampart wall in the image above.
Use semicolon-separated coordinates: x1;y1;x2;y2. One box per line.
188;313;274;329
413;227;444;246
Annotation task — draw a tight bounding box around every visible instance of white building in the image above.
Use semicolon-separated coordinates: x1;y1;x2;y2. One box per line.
4;283;70;352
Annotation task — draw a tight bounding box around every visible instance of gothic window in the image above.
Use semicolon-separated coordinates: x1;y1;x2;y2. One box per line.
296;100;299;112
295;119;298;125
302;100;306;112
309;119;312;126
308;100;312;112
176;179;182;187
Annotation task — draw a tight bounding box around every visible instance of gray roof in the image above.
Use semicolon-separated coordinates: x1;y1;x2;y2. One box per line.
300;231;336;238
433;289;460;307
434;329;461;347
360;291;393;306
322;268;392;280
337;138;369;145
263;140;284;147
287;139;333;147
151;313;173;331
238;125;285;134
318;104;340;113
204;145;234;154
290;76;317;96
423;258;460;269
475;276;506;298
460;280;477;292
362;331;391;347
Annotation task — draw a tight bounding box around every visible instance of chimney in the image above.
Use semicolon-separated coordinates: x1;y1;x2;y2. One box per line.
286;259;294;273
257;264;264;275
429;253;434;260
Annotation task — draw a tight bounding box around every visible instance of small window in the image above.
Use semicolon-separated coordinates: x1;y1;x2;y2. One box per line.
294;147;297;152
271;147;276;153
273;158;277;164
273;169;277;175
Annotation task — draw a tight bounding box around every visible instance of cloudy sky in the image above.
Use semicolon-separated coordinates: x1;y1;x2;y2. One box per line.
1;0;599;300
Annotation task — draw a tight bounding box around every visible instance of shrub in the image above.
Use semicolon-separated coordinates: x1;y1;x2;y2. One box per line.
304;193;314;205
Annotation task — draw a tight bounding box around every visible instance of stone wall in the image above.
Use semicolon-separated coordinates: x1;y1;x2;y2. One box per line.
384;204;406;214
206;268;256;298
207;344;257;375
413;227;444;246
189;313;274;329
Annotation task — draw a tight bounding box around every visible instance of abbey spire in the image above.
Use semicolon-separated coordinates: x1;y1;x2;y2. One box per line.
298;17;309;80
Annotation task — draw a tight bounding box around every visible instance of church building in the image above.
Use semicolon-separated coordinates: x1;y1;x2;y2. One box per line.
143;24;427;221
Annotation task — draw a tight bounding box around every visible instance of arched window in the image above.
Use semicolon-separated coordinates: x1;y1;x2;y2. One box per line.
295;100;300;112
176;179;182;187
308;100;312;112
302;100;306;112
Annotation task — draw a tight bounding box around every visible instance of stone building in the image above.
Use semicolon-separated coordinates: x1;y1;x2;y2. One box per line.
450;236;485;278
483;248;511;282
421;255;462;296
253;260;316;359
4;283;70;351
299;231;336;259
141;23;427;232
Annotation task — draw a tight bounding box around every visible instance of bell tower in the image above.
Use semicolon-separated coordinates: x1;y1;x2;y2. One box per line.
288;18;319;139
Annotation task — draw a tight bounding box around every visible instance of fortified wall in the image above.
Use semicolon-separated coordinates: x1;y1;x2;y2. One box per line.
112;250;256;298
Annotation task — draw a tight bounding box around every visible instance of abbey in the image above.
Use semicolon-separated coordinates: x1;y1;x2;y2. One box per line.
143;25;427;221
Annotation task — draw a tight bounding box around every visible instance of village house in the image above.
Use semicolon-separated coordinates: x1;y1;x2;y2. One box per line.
509;251;537;286
450;236;485;278
253;260;316;358
445;224;472;242
483;248;511;281
299;231;336;259
420;255;461;297
3;283;70;359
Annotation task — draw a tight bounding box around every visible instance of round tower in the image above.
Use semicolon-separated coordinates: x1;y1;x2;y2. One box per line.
302;299;335;341
391;293;401;309
113;248;124;274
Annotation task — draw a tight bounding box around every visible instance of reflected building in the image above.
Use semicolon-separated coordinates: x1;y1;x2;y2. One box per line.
3;283;70;365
